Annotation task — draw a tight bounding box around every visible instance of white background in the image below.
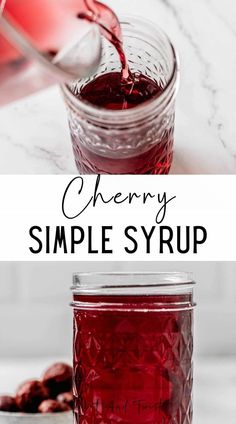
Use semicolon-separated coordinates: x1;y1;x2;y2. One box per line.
0;175;236;260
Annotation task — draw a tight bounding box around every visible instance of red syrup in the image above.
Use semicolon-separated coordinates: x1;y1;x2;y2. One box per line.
80;72;162;110
73;294;193;424
71;3;174;174
72;136;174;174
73;72;174;174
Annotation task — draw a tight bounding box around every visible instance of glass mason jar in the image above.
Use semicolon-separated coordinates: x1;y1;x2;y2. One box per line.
62;16;179;175
71;272;195;424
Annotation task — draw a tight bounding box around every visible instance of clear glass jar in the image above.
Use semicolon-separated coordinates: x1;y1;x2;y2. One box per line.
71;272;195;424
62;16;179;175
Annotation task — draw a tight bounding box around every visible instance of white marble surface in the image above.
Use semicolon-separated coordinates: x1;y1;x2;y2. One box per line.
0;357;236;423
0;0;236;174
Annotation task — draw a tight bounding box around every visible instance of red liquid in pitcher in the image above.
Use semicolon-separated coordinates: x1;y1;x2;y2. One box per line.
0;0;108;104
73;294;193;424
0;0;94;63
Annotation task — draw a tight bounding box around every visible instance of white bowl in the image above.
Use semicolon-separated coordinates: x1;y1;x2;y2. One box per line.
0;411;73;424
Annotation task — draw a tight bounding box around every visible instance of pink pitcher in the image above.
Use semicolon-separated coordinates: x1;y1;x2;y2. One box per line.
0;0;102;105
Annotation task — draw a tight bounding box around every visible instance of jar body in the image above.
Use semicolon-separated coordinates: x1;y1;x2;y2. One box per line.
63;17;179;175
72;273;194;424
69;109;175;174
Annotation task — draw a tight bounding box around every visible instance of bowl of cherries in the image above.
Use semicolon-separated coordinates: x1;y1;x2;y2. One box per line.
0;363;73;423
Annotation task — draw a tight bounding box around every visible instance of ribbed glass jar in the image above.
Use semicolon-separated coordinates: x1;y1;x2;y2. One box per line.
62;16;179;174
71;272;195;424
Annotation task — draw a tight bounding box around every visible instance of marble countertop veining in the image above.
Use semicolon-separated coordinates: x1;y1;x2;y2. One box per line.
0;357;236;423
0;0;235;174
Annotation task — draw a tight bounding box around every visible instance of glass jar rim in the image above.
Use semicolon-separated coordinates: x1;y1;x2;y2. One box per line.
61;14;179;125
72;271;195;296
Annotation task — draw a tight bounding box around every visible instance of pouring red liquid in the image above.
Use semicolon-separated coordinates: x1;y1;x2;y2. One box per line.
1;1;178;174
64;4;178;174
77;1;131;84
